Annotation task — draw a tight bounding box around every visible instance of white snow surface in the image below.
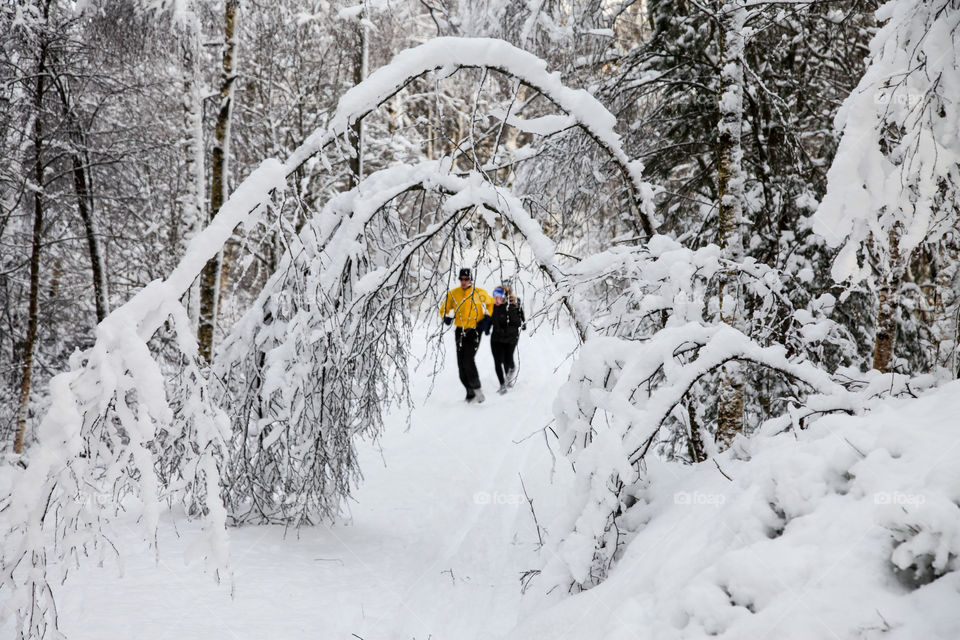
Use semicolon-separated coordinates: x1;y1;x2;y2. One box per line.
518;382;960;640
22;332;960;639
49;328;579;640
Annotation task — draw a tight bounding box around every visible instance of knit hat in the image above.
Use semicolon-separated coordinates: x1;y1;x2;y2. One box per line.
493;287;506;299
458;268;472;279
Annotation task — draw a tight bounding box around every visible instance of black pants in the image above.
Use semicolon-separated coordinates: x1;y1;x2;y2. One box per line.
455;327;482;396
491;340;517;385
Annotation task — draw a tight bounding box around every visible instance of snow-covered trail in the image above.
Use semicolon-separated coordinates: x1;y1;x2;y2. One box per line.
56;329;577;640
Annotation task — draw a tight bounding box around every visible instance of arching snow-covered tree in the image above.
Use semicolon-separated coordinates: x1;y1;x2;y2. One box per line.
0;37;653;637
540;233;859;590
215;159;588;524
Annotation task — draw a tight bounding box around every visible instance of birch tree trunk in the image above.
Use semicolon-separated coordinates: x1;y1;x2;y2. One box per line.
932;234;960;377
872;224;905;373
348;14;367;189
181;11;206;335
715;0;748;451
199;0;240;362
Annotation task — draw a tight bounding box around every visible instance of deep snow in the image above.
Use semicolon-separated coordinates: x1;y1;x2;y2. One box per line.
54;329;578;640
516;380;960;640
31;330;960;639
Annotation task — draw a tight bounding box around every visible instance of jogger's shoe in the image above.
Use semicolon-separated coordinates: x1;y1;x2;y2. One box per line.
497;383;508;395
473;388;485;403
506;367;518;387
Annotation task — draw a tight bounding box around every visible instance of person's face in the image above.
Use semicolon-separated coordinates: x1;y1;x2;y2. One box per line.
459;276;472;290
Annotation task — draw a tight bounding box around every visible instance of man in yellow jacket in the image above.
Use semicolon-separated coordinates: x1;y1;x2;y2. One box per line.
440;267;494;403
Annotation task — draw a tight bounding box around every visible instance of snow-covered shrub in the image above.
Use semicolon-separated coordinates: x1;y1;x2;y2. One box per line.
0;284;233;639
515;382;960;640
545;322;851;589
0;156;289;638
214;177;416;524
541;235;867;590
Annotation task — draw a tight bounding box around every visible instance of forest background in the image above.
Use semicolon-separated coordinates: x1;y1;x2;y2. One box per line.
1;0;959;635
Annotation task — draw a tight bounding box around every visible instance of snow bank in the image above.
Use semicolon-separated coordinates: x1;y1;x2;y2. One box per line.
514;382;960;639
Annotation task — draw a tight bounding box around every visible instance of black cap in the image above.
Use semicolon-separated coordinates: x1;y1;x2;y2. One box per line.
458;268;472;279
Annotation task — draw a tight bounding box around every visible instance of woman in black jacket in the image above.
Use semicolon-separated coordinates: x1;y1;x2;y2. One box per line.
490;282;525;394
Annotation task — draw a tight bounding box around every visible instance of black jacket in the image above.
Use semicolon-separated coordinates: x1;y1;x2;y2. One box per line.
491;299;525;344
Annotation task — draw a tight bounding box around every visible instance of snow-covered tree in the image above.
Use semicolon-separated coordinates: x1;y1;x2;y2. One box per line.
197;0;241;363
813;0;960;375
3;1;959;634
0;36;653;635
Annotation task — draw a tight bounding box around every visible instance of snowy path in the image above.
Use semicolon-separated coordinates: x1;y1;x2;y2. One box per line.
57;330;576;640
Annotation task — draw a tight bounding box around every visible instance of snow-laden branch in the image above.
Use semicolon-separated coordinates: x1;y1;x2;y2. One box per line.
549;234;845;360
286;37;659;236
546;322;853;588
619;324;850;464
812;0;960;282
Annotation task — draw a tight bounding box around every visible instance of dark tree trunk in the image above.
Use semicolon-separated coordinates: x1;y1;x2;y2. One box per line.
686;402;707;463
53;72;109;323
348;17;367;189
70;152;108;322
15;36;48;455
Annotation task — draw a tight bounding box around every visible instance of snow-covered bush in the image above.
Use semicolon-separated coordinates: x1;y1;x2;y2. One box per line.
539;233;920;590
514;381;960;640
534;0;960;593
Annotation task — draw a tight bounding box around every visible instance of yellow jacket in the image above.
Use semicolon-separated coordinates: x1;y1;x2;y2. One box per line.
440;286;493;329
